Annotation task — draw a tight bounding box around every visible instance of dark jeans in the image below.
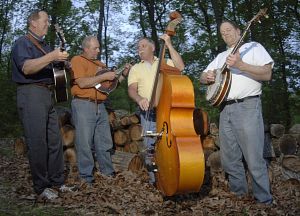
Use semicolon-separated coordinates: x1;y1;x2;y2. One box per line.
17;84;64;194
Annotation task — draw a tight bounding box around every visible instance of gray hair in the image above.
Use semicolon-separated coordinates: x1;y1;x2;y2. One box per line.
82;36;98;49
138;37;155;47
27;10;46;27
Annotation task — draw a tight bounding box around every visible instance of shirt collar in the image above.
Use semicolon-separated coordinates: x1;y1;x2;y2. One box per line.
141;56;158;63
28;30;44;43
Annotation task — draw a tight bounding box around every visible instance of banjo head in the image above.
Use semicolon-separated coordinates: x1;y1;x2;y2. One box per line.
206;69;223;101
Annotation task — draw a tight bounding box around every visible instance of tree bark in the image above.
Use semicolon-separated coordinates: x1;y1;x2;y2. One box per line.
143;0;159;55
97;0;105;60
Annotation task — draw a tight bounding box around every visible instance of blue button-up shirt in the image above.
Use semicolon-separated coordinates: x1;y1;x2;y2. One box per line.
11;31;54;84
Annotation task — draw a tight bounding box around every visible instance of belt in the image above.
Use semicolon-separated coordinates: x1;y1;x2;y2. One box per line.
73;96;103;104
18;83;54;91
224;95;259;105
34;83;55;90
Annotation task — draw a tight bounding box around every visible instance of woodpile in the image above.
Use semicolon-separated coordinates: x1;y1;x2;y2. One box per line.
202;123;300;182
110;112;145;154
57;107;145;174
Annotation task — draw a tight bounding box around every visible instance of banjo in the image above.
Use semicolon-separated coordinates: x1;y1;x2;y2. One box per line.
206;8;268;106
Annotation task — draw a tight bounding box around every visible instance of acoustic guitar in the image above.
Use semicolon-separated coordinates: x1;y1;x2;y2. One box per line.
53;24;68;103
95;61;134;95
206;8;268;106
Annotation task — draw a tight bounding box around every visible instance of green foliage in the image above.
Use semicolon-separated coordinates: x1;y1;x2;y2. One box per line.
0;77;23;138
0;0;299;137
108;80;137;113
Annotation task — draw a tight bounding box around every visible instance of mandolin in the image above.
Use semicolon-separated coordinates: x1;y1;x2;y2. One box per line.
94;61;134;95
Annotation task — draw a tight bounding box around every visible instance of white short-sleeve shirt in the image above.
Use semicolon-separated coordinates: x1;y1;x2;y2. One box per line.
204;42;274;100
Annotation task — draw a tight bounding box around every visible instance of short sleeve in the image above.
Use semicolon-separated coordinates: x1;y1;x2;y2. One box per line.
127;64;139;86
12;38;34;72
70;56;87;79
253;43;274;68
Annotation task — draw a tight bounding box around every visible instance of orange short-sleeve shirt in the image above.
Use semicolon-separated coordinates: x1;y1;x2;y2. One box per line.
70;55;107;101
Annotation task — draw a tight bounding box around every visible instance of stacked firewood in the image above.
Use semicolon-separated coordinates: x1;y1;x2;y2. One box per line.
108;111;144;154
269;124;300;181
56;106;145;174
202;123;300;182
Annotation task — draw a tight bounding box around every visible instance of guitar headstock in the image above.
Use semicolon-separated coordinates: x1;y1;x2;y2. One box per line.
54;24;66;51
249;8;268;25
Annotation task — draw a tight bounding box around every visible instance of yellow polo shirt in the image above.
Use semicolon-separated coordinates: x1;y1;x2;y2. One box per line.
128;57;174;101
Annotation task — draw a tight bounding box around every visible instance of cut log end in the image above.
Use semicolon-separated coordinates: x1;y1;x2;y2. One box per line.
14;137;27;156
279;134;297;155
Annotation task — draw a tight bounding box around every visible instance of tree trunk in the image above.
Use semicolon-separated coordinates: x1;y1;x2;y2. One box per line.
143;0;159;55
210;0;226;53
104;0;110;65
0;0;9;66
97;0;105;60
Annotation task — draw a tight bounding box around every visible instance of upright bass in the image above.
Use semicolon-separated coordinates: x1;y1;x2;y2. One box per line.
148;11;205;196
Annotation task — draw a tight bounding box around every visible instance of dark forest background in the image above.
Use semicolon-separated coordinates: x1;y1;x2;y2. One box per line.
0;0;299;138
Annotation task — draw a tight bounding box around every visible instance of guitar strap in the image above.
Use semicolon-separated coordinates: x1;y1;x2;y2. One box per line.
79;55;106;68
26;34;48;55
26;33;56;72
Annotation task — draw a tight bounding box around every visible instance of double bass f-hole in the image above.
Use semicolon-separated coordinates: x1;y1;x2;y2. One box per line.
162;122;172;148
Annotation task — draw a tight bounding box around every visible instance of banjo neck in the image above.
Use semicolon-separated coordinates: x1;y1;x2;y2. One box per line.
220;24;250;73
220;8;268;73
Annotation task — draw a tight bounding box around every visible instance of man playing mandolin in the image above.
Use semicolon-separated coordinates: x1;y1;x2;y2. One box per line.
70;36;131;184
200;20;273;204
128;35;184;184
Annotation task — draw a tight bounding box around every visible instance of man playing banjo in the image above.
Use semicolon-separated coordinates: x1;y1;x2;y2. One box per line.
200;20;273;204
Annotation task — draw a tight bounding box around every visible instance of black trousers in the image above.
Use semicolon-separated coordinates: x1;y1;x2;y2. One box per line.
17;84;64;194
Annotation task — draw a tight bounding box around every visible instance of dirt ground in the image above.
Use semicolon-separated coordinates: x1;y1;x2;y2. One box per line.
0;140;299;216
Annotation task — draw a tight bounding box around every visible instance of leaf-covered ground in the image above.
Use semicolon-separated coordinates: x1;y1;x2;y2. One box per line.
0;143;299;216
